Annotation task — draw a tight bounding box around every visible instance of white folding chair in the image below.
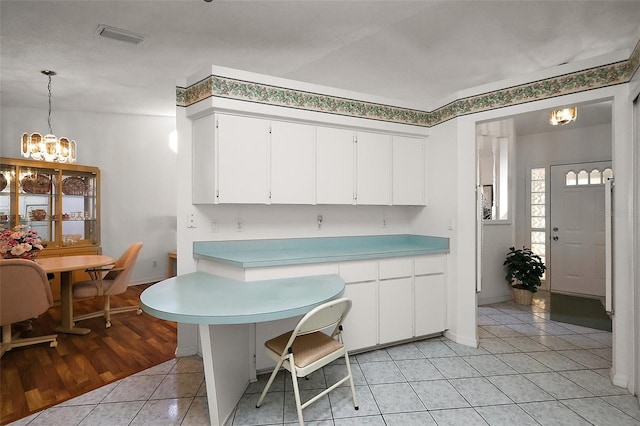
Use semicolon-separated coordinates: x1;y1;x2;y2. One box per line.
256;297;359;425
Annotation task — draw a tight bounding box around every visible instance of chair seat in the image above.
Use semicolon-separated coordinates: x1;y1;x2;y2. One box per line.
73;280;115;298
265;331;343;369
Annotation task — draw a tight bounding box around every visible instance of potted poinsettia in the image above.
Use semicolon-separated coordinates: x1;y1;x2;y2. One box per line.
503;246;546;305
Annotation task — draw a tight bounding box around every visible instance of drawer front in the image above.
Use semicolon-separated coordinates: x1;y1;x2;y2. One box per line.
415;255;446;275
339;261;377;283
378;258;412;279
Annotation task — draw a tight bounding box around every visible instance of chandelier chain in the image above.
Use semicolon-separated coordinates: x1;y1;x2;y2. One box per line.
47;73;53;134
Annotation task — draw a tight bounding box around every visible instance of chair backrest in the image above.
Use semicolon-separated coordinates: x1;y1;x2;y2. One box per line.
103;242;143;295
0;259;54;326
294;297;352;337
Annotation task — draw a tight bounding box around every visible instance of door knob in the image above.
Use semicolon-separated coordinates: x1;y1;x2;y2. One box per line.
553;227;559;232
552;236;559;241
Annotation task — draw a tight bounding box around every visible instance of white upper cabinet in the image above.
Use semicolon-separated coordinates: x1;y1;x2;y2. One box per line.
192;113;217;204
356;131;392;205
393;136;425;205
217;114;270;204
192;112;426;206
316;126;355;205
270;120;315;204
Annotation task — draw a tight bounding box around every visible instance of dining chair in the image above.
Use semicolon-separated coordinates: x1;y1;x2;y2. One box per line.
0;259;58;358
256;297;359;425
72;242;143;328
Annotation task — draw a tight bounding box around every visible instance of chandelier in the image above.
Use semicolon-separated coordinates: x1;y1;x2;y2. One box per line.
549;107;577;126
21;70;77;163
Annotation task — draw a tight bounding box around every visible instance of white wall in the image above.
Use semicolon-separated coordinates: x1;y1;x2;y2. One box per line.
477;120;516;305
410;119;470;344
0;106;177;284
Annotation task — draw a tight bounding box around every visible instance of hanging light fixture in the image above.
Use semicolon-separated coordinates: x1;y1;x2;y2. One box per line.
549;107;577;126
21;70;77;163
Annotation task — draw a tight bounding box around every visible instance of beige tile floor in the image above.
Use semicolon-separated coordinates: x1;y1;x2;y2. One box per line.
9;291;640;425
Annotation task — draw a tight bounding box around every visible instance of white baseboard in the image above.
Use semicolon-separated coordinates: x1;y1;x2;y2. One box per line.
478;295;512;305
444;330;478;348
175;345;199;357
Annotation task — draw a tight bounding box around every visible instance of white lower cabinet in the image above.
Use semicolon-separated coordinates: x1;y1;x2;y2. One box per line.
378;258;414;344
239;254;446;371
342;281;378;352
339;261;378;352
414;255;446;337
414;274;446;336
379;277;413;343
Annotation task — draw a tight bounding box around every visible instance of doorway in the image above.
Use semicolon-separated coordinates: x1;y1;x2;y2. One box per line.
476;101;613;310
548;161;613;331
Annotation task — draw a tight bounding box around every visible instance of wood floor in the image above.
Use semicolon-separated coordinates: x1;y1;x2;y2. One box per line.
0;284;177;425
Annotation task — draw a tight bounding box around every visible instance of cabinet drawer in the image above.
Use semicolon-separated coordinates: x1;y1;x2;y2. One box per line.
415;255;445;275
339;262;377;283
378;258;412;279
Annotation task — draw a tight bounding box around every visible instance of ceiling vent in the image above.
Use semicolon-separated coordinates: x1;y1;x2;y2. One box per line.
96;25;144;45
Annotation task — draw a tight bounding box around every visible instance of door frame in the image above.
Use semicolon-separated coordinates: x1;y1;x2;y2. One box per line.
467;85;634;393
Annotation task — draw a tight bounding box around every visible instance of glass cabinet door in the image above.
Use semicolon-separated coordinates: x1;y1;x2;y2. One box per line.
0;164;14;229
60;170;98;247
17;165;57;245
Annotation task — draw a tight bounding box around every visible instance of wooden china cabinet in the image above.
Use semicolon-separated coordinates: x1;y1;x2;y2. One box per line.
0;157;101;300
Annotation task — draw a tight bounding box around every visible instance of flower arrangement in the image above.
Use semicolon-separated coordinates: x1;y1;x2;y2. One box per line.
0;225;45;259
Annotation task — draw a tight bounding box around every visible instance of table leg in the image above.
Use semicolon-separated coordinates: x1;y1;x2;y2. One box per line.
54;271;91;335
198;323;251;426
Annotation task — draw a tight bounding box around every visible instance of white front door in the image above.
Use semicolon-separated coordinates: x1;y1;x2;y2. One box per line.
549;162;612;297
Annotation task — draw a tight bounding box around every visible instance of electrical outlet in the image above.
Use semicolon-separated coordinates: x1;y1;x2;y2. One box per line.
152;259;157;267
236;219;243;231
210;221;218;232
187;213;197;228
317;214;323;230
382;218;388;228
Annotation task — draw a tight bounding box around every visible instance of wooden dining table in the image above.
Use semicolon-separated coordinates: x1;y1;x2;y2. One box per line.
36;255;115;335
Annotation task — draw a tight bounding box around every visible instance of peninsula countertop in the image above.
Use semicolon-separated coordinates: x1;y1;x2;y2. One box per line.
140;271;345;324
193;234;449;269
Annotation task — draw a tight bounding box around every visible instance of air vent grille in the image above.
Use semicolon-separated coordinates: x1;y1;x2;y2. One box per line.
96;25;144;45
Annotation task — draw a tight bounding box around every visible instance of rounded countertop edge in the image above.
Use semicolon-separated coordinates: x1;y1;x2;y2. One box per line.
140;272;345;324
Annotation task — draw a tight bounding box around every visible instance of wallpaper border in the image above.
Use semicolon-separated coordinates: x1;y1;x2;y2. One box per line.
177;39;640;127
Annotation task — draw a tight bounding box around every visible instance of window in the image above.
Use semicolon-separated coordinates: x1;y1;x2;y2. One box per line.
530;168;546;278
478;135;509;220
565;167;613;186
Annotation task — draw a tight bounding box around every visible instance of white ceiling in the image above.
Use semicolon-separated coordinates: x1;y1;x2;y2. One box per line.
1;0;639;132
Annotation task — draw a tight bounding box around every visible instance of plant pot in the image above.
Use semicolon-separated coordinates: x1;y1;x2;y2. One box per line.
512;287;533;305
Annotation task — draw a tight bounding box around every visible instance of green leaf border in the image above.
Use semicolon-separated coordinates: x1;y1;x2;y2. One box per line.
177;39;640;128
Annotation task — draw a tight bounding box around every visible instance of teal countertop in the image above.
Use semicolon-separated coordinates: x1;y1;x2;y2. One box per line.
140;271;345;324
193;234;449;268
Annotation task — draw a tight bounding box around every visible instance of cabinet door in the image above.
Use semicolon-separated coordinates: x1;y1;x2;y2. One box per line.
217;114;270;204
316;126;355;204
378;277;413;344
356;131;392;205
414;274;446;336
393;136;425;205
192;114;217;204
342;281;378;351
270;120;315;204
